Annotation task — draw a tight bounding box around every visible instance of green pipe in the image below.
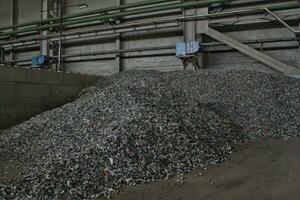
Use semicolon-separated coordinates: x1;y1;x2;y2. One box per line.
64;0;176;20
1;3;299;48
267;2;300;11
57;1;181;24
1;0;298;39
61;1;299;29
0;0;233;37
0;0;175;32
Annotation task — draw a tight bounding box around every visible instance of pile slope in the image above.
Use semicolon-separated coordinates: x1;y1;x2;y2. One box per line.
0;70;299;199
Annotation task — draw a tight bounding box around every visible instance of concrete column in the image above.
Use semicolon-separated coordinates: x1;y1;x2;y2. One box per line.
183;8;196;42
183;0;208;70
50;0;59;70
41;0;50;56
298;0;300;48
58;0;65;71
10;0;18;63
196;7;208;69
115;0;122;73
116;36;122;72
0;48;4;63
298;24;300;48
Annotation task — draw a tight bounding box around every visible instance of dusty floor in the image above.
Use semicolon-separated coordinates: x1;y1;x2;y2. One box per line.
1;139;300;200
110;139;300;200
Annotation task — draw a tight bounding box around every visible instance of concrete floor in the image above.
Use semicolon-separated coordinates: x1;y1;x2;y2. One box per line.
111;139;300;200
1;139;299;200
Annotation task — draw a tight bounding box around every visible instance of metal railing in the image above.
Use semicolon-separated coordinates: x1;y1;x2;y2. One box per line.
264;8;300;37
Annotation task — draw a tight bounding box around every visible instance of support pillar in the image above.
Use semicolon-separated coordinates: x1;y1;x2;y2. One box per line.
183;0;208;70
58;0;65;71
41;0;50;57
298;0;300;47
10;0;18;64
115;0;122;73
0;48;4;63
49;0;59;70
298;22;300;48
196;7;208;69
116;36;122;72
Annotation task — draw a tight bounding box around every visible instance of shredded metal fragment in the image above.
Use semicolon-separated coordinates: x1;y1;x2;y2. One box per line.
0;70;299;199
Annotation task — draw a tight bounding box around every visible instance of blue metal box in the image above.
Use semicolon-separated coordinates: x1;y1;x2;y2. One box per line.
176;41;201;58
31;55;49;66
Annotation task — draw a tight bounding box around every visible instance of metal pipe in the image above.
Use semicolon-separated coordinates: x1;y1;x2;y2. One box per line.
1;2;299;48
264;7;300;35
0;0;234;38
2;25;180;49
0;0;177;32
60;1;298;29
6;52;178;66
5;36;300;64
4;45;175;63
203;36;300;46
1;1;298;41
10;35;299;52
58;0;64;71
6;41;300;66
57;45;175;58
211;0;299;10
0;48;4;63
2;1;298;41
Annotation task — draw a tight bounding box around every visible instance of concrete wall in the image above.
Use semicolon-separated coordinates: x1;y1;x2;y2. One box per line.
0;0;299;75
63;0;183;75
0;65;98;129
61;0;300;75
18;0;41;24
0;0;11;27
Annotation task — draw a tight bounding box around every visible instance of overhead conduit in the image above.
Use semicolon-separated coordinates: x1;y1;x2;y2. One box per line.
1;0;300;65
0;0;177;32
0;0;235;39
1;1;299;48
1;1;299;40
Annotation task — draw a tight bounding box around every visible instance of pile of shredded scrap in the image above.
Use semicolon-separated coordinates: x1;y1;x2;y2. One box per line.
0;70;299;199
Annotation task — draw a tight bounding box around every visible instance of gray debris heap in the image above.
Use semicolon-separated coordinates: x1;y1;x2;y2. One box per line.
0;70;299;199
